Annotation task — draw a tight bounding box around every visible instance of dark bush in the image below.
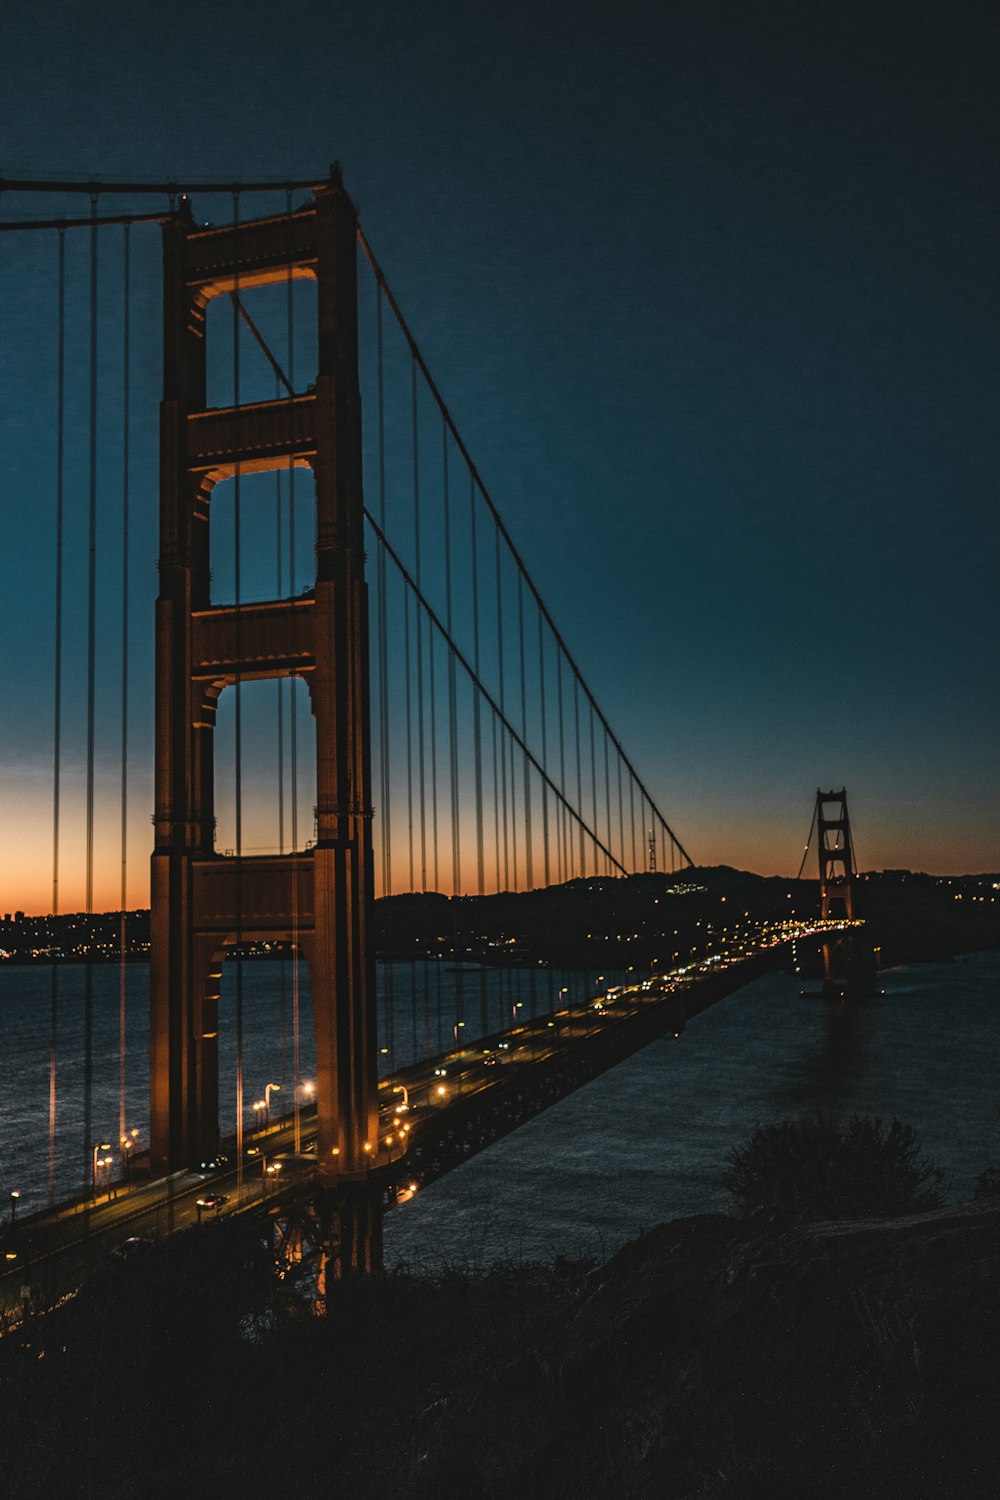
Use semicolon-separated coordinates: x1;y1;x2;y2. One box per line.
726;1114;942;1221
975;1164;1000;1200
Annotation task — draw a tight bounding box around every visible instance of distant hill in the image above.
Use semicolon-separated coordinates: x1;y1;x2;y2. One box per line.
2;869;998;968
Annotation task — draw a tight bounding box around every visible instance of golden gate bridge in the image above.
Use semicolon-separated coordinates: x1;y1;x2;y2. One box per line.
0;169;854;1311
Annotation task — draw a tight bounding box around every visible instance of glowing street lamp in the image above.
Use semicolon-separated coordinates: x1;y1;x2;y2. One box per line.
252;1099;267;1130
392;1084;409;1112
264;1082;281;1122
92;1141;112;1197
119;1126;140;1179
9;1190;20;1227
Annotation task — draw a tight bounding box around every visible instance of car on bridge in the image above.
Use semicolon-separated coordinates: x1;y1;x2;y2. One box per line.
195;1193;229;1216
197;1153;231;1173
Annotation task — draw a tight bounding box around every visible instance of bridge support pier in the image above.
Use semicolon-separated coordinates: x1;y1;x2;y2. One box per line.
150;171;381;1267
316;1182;384;1297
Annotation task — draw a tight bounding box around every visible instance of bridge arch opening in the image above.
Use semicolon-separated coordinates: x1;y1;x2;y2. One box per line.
208;467;317;607
213;676;317;856
214;946;317;1140
205;277;318;410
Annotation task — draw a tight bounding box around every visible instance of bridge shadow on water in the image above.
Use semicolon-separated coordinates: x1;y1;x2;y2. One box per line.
773;996;873;1117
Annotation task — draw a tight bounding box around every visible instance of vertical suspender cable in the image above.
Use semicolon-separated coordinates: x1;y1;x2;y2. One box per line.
276;445;287;1102
423;613;434;1054
495;531;509;891
429;628;442;1047
442;420;462;1034
376;292;388;890
49;227;66;1205
429;622;439;891
403;584;418;1055
556;651;567;884
574;678;584;876
412;357;427;893
519;572;532;890
232;190;244;1196
443;420;459;896
275;197;290;1105
537;604;550;888
603;728;611;878
470;475;484;894
287;239;302;1155
118;223;131;1151
82;194;98;1201
491;709;501;893
404;589;414;891
509;732;519;892
376;287;394;1060
629;775;637;872
589;703;598;872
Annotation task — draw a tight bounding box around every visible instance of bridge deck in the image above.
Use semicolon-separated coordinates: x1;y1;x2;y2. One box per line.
0;924;853;1323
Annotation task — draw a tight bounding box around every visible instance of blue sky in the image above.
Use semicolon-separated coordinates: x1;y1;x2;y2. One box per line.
0;0;997;910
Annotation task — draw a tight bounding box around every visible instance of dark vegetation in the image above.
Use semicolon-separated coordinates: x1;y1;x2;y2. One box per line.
3;1119;999;1498
725;1113;943;1221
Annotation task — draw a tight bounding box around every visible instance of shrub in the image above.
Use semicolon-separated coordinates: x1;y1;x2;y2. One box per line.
725;1114;942;1221
975;1164;1000;1200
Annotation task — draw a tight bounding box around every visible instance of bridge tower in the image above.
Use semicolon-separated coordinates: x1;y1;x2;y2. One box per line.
150;170;381;1271
815;788;876;998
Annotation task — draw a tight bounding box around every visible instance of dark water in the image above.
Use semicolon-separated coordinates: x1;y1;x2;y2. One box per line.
384;949;1000;1267
1;952;997;1267
0;957;609;1212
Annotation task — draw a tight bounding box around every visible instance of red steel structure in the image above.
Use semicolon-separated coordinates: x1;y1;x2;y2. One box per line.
149;170;380;1270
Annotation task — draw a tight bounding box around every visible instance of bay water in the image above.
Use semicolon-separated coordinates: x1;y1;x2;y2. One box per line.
1;951;997;1266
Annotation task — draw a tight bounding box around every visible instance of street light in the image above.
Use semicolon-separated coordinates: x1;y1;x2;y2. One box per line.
92;1142;112;1197
9;1191;20;1227
252;1099;266;1130
264;1082;281;1122
392;1084;409;1112
119;1127;140;1180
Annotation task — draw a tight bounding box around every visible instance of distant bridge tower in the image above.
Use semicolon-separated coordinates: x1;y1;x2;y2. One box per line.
149;169;381;1271
817;788;855;926
815;788;875;998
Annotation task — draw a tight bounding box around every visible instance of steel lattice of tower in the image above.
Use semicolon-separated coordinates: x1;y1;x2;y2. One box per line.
149;170;381;1270
816;788;855;923
814;787;877;999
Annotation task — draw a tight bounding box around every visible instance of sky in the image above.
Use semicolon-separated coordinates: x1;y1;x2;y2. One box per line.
0;0;997;913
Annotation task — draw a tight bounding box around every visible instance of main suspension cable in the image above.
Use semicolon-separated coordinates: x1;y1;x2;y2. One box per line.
365;515;629;875
357;228;693;867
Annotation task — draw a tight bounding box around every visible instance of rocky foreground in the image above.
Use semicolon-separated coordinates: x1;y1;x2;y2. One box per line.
2;1194;999;1497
